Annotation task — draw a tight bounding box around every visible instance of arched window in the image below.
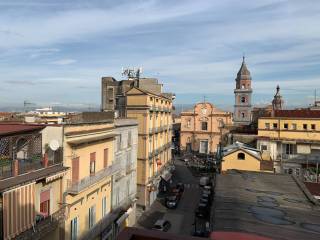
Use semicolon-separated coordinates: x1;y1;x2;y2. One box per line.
237;152;245;160
241;84;245;89
241;96;246;103
241;112;245;118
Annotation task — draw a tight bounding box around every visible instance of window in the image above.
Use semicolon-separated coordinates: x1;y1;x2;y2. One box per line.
237;152;245;160
90;152;96;175
292;123;297;130
284;144;296;155
261;145;268;151
241;112;245;118
149;138;152;155
128;131;132;147
201;122;208;131
104;148;108;168
265;123;270;129
102;197;107;217
187;120;191;128
273;123;278;129
241;96;246;103
288;168;293;175
284;123;288;129
199;140;208;154
40;190;50;217
117;135;122;151
295;168;300;176
71;217;79;240
311;124;316;130
303;124;308;130
89;205;96;229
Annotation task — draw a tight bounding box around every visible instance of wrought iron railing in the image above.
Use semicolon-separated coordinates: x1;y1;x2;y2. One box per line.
67;162;121;194
16;207;66;240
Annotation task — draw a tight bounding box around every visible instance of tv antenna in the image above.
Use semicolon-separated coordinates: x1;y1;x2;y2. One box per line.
121;67;143;80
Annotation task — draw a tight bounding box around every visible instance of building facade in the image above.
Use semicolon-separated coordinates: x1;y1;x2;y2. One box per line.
257;110;320;174
125;87;173;213
0;124;67;240
63;121;119;240
111;119;138;238
180;102;232;155
233;57;253;125
221;142;273;173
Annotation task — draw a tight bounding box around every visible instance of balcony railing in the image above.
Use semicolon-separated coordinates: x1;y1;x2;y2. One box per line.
0;150;63;180
16;207;66;240
67;162;121;194
282;154;299;160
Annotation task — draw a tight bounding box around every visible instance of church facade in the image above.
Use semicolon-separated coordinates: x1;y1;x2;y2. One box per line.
233;57;253;125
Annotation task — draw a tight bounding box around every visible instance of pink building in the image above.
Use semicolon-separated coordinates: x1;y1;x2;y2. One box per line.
180;102;232;155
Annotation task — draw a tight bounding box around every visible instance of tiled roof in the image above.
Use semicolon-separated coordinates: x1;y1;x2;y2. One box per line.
274;109;320;118
0;123;45;136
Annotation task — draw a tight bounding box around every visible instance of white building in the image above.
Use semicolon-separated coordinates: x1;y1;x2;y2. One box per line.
111;118;138;237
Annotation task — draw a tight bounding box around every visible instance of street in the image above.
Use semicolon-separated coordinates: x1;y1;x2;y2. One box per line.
136;157;202;236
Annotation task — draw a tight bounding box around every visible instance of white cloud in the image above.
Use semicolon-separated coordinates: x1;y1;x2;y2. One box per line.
51;58;76;65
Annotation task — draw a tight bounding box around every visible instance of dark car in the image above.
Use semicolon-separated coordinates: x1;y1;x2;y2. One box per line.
165;194;180;209
199;197;210;207
152;219;171;232
176;182;185;192
195;203;210;219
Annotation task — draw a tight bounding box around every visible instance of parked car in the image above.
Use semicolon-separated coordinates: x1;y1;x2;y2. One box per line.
199;197;210;207
203;189;212;197
165;194;180;209
195;203;210;219
152;219;171;232
204;185;212;192
201;193;212;202
176;182;185;192
199;177;210;187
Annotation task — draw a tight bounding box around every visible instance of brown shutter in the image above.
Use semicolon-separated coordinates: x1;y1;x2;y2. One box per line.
72;157;79;182
90;152;96;162
104;148;108;168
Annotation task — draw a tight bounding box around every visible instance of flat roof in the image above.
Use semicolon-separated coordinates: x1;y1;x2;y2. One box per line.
213;171;320;240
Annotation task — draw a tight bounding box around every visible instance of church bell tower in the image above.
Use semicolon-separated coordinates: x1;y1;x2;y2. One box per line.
233;57;253;125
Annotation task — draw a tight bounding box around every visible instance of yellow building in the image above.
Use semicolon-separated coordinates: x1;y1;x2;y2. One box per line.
63;120;119;240
257;109;320;173
221;142;273;173
126;87;173;212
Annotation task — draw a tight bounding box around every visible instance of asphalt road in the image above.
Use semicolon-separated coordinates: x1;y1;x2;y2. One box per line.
136;157;202;236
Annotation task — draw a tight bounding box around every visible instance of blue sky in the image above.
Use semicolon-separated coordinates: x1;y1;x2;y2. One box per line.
0;0;320;110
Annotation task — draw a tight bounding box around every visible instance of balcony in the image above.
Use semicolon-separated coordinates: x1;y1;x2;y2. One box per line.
16;207;66;240
82;195;135;240
148;128;154;134
67;162;121;194
0;150;63;180
282;154;299;160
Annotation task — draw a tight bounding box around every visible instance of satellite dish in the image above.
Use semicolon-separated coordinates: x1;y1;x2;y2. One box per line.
49;140;60;151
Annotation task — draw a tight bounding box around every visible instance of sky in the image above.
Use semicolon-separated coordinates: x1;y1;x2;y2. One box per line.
0;0;320;110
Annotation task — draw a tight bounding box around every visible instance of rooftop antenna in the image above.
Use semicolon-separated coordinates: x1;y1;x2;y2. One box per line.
122;67;143;88
315;89;317;106
203;95;206;103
